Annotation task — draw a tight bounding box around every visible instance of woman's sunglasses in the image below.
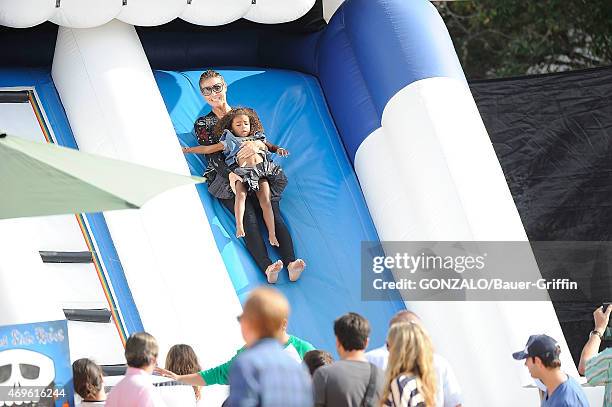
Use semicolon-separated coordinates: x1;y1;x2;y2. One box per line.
201;83;224;96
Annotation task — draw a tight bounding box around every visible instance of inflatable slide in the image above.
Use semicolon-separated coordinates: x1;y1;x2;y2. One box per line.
0;0;601;405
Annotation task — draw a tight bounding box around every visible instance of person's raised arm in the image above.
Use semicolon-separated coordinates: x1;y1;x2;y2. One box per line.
578;305;611;375
183;143;224;155
155;367;206;386
198;355;238;386
156;348;244;387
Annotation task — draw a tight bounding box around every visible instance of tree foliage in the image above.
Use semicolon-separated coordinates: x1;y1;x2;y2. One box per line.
433;0;612;79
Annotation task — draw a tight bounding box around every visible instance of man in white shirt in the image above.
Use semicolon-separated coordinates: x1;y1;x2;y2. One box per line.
365;310;463;407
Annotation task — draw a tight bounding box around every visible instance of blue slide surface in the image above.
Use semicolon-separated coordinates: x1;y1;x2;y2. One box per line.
155;68;404;351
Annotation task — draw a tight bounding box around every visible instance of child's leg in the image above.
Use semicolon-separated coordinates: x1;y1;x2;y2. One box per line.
234;181;248;238
255;179;278;246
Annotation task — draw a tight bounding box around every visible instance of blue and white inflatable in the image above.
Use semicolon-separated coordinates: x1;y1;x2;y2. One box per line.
0;0;598;405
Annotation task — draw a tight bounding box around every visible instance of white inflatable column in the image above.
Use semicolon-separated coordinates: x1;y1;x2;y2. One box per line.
355;77;577;405
52;20;242;403
0;219;65;325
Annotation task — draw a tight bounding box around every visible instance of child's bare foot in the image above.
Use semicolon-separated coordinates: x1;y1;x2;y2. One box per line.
288;259;306;282
265;260;283;284
236;224;245;238
269;235;279;247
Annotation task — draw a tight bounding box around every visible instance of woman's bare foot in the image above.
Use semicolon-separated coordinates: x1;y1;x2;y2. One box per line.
265;260;283;284
287;259;306;282
269;235;279;247
236;224;245;238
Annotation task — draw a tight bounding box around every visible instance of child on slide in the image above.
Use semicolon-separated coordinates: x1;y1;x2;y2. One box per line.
185;108;289;247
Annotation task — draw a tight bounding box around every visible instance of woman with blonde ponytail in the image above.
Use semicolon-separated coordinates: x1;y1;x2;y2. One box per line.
381;322;437;407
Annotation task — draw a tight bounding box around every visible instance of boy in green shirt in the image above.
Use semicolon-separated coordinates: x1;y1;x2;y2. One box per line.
200;334;314;385
156;322;314;386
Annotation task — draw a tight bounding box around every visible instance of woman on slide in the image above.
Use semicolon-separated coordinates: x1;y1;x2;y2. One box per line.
182;70;305;283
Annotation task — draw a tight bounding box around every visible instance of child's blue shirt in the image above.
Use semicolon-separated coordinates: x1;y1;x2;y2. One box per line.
220;129;270;166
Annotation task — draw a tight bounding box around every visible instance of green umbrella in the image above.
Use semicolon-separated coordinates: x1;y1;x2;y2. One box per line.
0;132;205;219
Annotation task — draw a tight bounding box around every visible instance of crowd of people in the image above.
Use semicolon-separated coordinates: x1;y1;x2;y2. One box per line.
71;293;612;407
73;287;465;407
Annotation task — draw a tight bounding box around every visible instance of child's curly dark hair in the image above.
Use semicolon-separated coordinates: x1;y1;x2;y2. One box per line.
213;107;264;137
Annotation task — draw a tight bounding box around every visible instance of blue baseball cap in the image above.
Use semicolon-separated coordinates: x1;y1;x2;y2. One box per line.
512;334;559;361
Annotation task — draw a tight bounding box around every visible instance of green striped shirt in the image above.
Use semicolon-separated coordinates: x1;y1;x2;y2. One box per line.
585;347;612;407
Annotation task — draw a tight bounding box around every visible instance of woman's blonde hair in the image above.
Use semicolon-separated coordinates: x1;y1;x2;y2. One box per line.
381;322;437;407
165;344;202;400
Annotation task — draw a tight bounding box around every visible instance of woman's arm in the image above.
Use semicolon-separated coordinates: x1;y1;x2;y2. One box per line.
236;140;266;161
183;143;224;155
177;372;206;386
155;367;206;386
254;140;267;150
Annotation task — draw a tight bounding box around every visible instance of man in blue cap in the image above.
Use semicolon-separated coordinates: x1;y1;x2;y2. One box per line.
513;334;588;406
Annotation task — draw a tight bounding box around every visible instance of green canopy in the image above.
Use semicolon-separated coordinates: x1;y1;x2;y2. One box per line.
0;132;205;219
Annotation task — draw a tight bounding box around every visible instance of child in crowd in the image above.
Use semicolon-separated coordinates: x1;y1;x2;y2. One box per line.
382;322;437;407
72;358;106;406
303;350;333;376
184;108;289;246
165;344;202;402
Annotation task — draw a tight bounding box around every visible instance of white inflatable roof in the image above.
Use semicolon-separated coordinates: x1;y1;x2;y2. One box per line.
0;0;316;28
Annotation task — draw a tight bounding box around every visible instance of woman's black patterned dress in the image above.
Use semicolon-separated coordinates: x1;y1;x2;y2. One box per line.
195;111;234;200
